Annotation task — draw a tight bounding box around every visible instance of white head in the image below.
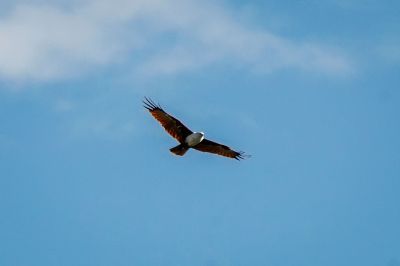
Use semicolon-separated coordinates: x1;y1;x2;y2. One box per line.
194;131;205;141
185;131;205;146
196;132;205;143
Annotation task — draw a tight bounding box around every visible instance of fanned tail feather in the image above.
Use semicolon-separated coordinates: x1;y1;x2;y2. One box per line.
170;144;189;156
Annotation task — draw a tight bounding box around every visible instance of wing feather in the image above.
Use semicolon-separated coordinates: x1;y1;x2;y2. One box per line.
143;97;192;143
193;139;247;160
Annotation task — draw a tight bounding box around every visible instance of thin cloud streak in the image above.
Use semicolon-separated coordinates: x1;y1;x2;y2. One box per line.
0;0;353;82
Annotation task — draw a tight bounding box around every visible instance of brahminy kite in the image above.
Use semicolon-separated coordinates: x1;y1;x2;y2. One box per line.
143;97;248;160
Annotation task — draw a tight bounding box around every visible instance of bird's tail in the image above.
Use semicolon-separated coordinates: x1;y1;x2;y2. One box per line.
170;144;189;156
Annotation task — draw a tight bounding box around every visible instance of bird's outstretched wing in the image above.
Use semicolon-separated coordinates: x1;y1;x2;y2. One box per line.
143;97;193;143
193;139;248;160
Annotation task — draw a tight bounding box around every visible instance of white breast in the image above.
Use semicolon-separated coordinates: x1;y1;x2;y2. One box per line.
185;132;205;147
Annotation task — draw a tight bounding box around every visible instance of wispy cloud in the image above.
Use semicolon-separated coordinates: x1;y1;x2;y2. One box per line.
0;0;353;82
0;3;126;80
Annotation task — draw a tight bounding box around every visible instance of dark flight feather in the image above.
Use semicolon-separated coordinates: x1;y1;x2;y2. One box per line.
193;139;248;160
143;97;192;143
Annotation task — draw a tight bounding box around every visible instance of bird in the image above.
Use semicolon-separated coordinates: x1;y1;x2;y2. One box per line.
143;97;248;160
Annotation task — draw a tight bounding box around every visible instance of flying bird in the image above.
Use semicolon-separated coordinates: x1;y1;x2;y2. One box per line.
143;97;248;160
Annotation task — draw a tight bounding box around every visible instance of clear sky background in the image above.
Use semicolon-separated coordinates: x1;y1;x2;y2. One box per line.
1;0;399;265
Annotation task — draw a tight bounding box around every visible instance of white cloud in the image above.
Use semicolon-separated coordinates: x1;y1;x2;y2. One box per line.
0;3;126;80
0;0;353;82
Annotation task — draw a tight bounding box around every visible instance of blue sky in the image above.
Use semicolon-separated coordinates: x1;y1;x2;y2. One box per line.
0;0;399;265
